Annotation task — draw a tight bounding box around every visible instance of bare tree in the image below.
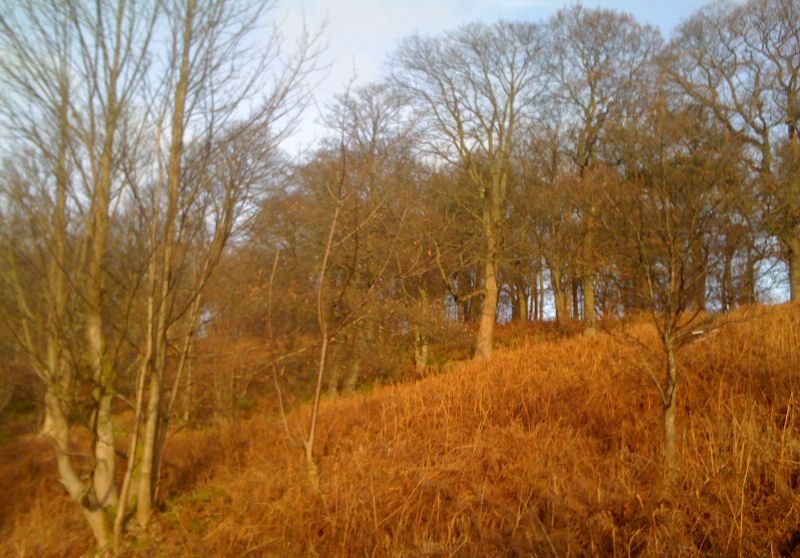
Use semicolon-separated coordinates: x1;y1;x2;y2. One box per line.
544;5;662;334
392;21;544;358
132;0;319;529
1;0;157;548
598;94;747;475
516;118;581;324
1;0;319;551
667;0;800;300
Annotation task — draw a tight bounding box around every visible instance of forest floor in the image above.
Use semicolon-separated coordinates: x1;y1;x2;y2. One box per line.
2;304;799;557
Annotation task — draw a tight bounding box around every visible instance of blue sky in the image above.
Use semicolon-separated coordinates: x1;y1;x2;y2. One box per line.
280;0;708;152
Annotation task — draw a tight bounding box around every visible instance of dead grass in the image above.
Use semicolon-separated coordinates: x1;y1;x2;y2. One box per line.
0;434;92;557
2;304;799;556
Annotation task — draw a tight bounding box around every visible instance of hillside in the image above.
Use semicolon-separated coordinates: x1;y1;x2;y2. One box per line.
2;304;799;557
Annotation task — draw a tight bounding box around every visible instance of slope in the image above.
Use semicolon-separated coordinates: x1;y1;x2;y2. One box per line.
2;305;799;557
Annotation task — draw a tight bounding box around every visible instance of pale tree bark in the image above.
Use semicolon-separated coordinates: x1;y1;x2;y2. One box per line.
299;179;404;486
76;0;157;514
1;1;155;549
45;392;111;548
292;88;411;483
535;267;545;321
86;79;118;508
721;249;734;312
4;241;114;548
133;0;319;527
476;193;502;358
476;259;498;359
37;24;73;447
135;0;195;527
112;329;149;553
571;279;580;319
2;0;316;550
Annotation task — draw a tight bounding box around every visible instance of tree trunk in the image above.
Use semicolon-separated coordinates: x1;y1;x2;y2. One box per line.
583;273;596;336
136;370;160;527
476;258;498;359
304;202;341;489
691;241;707;311
112;353;150;554
582;228;596;334
414;329;429;375
538;269;545;321
510;287;521;321
182;354;194;423
305;332;328;491
92;392;118;509
463;266;482;323
571;279;581;320
327;361;340;398
722;250;734;312
556;292;569;323
137;0;195;527
513;281;528;322
740;247;756;305
344;333;361;395
136;235;171;526
44;391;111;550
663;339;679;478
788;235;800;302
786;125;799;301
551;266;569;324
557;292;569;323
85;30;120;512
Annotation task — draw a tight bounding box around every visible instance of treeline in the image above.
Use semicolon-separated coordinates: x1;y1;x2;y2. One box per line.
0;0;798;554
229;0;798;374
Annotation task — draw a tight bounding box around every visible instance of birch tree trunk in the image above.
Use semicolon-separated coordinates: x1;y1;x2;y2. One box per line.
44;392;111;548
136;0;194;526
86;25;122;511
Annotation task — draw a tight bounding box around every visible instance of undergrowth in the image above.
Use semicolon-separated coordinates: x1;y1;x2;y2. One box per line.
1;304;798;556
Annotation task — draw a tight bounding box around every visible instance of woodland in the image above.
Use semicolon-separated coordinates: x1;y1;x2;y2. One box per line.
0;0;799;556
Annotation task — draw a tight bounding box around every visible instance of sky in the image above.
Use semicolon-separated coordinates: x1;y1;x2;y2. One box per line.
278;0;708;153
